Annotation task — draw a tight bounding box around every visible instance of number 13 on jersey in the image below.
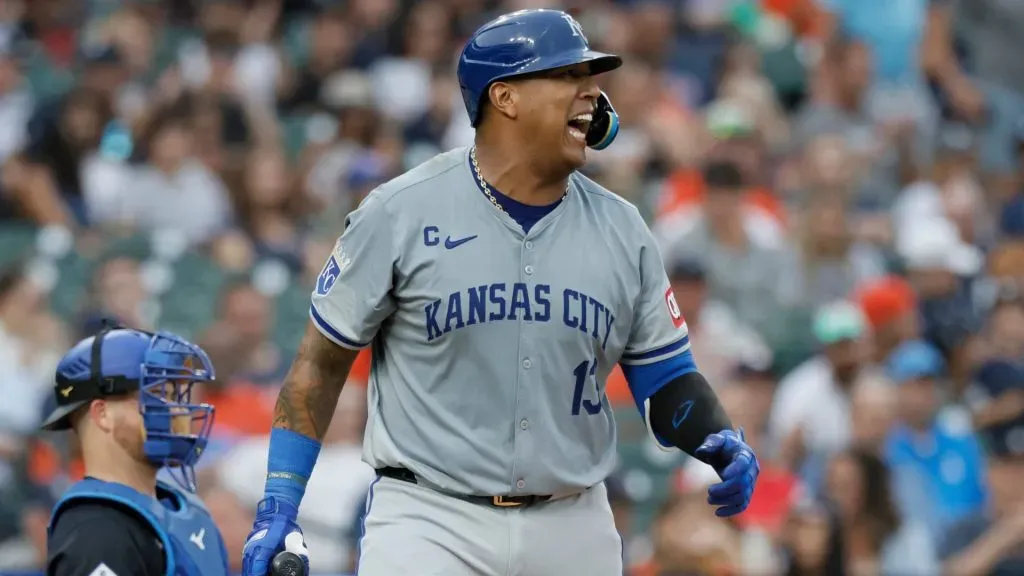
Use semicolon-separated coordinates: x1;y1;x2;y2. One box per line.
571;359;602;415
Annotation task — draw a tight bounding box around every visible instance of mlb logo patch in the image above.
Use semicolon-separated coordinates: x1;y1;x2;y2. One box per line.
665;287;684;329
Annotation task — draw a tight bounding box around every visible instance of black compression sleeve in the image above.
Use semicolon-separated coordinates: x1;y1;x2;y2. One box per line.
648;371;732;458
47;502;166;576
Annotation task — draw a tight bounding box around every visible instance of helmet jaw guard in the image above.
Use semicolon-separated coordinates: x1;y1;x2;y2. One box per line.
139;332;216;492
586;91;619;151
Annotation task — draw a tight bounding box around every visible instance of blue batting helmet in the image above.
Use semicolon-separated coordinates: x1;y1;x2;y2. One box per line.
42;325;216;491
458;9;623;146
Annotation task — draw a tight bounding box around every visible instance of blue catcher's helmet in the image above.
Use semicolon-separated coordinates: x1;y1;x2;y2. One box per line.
41;326;216;491
457;9;622;149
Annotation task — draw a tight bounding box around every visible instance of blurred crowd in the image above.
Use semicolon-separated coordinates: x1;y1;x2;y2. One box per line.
1;0;1024;574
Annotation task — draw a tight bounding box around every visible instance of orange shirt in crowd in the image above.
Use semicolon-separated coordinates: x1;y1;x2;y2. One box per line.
761;0;829;39
29;440;84;486
203;381;276;437
211;348;373;434
657;169;787;227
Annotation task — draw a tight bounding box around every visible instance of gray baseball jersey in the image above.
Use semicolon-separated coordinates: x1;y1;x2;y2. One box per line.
310;147;690;496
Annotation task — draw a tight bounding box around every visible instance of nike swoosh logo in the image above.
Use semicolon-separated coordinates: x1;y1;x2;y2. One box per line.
444;235;478;249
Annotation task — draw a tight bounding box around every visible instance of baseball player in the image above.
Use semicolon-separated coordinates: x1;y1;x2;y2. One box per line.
242;9;760;576
43;325;228;576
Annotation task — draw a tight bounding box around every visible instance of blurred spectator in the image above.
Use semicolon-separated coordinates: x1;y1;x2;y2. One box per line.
230;146;307;270
0;30;31;166
855;275;920;365
938;432;1024;575
201;280;286;386
178;0;283;108
922;0;1024;198
277;5;352;115
822;0;931;111
769;301;873;476
883;340;988;542
6;85;111;225
657;100;786;230
657;160;801;347
369;1;451;124
778;499;845;576
897;217;986;390
0;481;52;571
78;256;150;336
0;264;66;440
824;448;937;575
194;327;275;444
987;240;1024;288
667;257;772;387
965;298;1024;436
730;357;778;431
791;192;885;308
99;99;234;245
638;488;746;576
849;374;898;455
795;34;912;211
893;124;986;246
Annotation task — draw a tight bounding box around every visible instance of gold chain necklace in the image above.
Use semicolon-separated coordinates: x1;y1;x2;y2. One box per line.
470;147;568;217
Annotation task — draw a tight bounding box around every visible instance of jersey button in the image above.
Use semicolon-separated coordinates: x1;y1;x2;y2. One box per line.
522;358;532;369
516;479;526;490
525;241;534;250
519;419;529;430
524;265;534;275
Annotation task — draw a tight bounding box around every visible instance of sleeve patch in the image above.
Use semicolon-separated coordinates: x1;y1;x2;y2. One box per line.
316;255;341;296
315;241;353;297
665;287;684;329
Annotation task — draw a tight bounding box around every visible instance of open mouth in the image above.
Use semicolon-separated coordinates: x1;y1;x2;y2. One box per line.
567;112;592;143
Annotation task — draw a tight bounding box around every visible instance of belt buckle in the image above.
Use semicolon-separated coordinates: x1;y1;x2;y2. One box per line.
492;495;522;507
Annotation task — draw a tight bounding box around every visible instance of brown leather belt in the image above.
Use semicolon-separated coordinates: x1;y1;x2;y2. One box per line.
376;467;554;508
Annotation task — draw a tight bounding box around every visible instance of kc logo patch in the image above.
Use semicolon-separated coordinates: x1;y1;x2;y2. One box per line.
316;255;341;296
665;287;684;329
316;241;352;296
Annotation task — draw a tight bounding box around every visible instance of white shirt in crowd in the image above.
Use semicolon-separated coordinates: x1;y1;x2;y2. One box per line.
768;355;877;457
89;159;234;246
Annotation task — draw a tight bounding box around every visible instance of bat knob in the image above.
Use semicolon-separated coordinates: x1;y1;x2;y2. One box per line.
270;551;306;576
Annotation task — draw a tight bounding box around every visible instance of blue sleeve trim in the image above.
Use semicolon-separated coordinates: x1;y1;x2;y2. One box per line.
621;334;690;363
309;304;370;349
622;349;698;404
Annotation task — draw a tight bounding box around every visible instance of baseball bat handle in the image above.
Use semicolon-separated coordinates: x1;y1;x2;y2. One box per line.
269;551;306;576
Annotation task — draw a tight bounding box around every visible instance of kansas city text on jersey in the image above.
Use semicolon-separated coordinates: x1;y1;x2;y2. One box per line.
424;282;616;349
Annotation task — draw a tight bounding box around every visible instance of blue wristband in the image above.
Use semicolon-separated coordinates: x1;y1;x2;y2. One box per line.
264;428;322;507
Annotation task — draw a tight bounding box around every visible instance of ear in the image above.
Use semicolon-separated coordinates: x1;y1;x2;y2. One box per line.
487;81;518;121
87;399;115;434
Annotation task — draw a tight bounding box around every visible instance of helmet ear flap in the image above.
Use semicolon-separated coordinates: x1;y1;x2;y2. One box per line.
586;91;619;150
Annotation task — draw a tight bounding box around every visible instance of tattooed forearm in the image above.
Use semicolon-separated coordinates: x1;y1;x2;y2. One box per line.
273;321;360;440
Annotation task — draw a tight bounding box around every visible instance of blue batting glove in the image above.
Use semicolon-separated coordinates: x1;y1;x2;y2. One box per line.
694;428;760;518
242;496;310;576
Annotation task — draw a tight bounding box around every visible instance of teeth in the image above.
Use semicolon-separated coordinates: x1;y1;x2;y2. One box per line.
572;113;593;122
568;126;586;142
